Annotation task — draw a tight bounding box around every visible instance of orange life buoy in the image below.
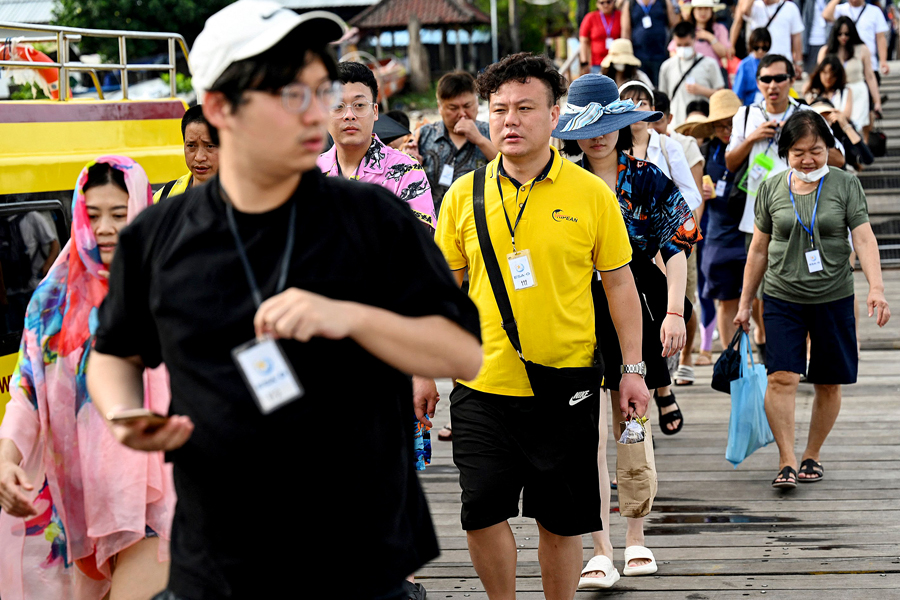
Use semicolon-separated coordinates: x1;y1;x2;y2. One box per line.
0;43;65;100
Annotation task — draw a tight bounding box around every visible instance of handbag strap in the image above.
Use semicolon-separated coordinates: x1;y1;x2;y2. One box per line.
739;330;755;378
472;166;524;357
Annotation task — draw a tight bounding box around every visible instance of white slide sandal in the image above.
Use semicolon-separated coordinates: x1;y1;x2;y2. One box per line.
577;555;620;589
623;545;658;576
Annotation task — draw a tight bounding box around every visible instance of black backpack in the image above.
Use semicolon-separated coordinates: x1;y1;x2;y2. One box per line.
0;214;37;290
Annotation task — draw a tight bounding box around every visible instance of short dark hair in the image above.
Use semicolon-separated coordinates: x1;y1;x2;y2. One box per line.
385;109;410;130
757;53;794;79
437;70;477;100
476;52;568;106
777;110;835;160
653;90;670;116
337;61;379;102
83;161;128;195
748;27;772;49
208;28;338;111
560;125;633;157
673;21;696;39
181;104;209;140
685;99;710;117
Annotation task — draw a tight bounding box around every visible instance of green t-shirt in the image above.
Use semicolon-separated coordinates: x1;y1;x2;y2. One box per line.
755;167;869;304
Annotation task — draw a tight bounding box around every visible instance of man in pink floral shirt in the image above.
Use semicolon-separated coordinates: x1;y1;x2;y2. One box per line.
318;62;435;230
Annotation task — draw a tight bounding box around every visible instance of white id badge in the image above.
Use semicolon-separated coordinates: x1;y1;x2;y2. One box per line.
232;336;304;414
439;164;455;187
715;179;727;197
805;249;824;273
507;249;537;290
606;37;614;49
642;15;652;28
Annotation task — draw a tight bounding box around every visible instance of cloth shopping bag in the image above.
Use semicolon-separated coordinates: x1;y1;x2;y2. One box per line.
616;419;658;518
725;332;774;467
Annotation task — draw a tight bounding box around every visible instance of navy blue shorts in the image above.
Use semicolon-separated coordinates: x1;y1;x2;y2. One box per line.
762;294;858;385
701;255;745;301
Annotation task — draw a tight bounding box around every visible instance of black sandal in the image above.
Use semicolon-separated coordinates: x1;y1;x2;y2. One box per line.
798;458;824;483
654;391;683;436
772;466;798;489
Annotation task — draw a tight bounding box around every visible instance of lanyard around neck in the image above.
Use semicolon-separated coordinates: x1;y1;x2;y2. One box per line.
599;11;614;35
222;184;298;309
787;171;825;248
496;158;541;252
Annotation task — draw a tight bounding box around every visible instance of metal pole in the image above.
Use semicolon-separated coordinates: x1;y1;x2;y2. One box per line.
56;30;67;101
490;0;498;63
168;37;177;98
118;35;128;99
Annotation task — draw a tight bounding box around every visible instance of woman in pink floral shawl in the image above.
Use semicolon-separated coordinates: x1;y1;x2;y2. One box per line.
0;156;175;600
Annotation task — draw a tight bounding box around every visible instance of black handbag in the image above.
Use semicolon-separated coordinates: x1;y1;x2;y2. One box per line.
711;329;744;393
471;167;602;408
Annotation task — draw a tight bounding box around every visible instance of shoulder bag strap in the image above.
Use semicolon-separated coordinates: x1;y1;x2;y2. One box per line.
472;166;524;356
659;134;672;174
765;0;787;27
670;57;703;99
158;179;178;203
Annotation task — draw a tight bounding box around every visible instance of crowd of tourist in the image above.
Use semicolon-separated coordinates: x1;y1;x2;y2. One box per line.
0;0;894;598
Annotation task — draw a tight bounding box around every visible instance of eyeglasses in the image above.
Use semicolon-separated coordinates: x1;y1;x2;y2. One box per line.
758;73;791;84
713;121;733;131
280;80;342;114
330;100;376;119
751;45;770;52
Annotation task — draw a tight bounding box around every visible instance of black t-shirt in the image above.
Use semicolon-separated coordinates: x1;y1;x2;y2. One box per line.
95;170;480;600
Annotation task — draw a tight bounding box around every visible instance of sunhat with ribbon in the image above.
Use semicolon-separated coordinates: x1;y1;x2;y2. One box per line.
680;0;726;13
675;89;741;138
553;74;662;140
601;39;642;68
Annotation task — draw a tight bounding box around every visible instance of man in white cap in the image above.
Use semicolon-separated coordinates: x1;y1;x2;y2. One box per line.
86;2;483;599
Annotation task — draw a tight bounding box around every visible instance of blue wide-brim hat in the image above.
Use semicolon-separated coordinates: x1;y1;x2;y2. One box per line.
553;74;663;140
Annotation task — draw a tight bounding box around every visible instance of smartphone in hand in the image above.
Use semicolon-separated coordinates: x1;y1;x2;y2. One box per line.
106;408;169;430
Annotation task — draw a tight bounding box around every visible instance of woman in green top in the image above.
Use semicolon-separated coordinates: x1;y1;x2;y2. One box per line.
735;111;890;490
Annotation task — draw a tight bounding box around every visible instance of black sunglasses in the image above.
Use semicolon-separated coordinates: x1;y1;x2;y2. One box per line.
758;73;791;84
752;45;770;52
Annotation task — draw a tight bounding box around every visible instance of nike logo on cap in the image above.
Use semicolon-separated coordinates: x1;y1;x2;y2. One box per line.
569;390;592;405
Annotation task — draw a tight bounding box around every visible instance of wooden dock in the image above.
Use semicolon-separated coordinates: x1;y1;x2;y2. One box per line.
416;272;900;599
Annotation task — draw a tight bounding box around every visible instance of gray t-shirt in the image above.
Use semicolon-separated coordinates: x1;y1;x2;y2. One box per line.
7;211;55;293
755;167;869;304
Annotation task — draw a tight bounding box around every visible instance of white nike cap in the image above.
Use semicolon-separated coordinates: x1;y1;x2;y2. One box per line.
190;0;347;99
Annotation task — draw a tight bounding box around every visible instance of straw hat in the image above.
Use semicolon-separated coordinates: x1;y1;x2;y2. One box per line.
677;89;742;139
810;101;839;116
674;113;707;137
680;0;726;13
552;74;662;141
601;39;642;69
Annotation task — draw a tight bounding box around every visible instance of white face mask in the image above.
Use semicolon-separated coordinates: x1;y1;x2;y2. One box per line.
792;165;829;183
613;63;625;72
676;46;695;60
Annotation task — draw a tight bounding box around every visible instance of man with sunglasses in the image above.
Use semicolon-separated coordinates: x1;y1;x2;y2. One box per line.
87;3;483;599
319;61;436;229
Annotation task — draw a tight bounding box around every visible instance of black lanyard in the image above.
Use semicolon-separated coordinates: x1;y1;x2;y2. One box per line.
496;158;541;252
222;184;297;309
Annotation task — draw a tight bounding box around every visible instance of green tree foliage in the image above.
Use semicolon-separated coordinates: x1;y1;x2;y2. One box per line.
52;0;233;61
472;0;577;56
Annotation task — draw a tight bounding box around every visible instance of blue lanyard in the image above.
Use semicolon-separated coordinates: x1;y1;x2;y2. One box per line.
639;0;654;15
760;101;796;152
599;11;614;36
787;172;824;248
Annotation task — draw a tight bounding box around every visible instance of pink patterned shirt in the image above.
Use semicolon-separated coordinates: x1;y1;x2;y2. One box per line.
318;134;436;229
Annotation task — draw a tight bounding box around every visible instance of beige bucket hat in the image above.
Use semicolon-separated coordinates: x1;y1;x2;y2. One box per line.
601;39;642;68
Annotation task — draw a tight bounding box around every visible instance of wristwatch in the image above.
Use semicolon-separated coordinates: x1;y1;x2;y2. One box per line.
620;362;647;378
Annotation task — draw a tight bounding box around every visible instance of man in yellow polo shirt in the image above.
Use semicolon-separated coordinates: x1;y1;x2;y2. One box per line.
153;104;219;202
435;52;651;600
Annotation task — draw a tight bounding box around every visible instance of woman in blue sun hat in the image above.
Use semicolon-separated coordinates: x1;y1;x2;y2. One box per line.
553;73;701;590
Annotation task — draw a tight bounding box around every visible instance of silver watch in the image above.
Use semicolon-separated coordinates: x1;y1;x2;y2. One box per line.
620;362;647;377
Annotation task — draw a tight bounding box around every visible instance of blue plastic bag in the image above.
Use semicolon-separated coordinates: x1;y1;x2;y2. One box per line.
726;332;774;467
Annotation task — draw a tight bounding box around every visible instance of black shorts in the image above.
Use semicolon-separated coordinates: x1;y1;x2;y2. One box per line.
701;254;745;301
449;384;602;537
763;294;858;385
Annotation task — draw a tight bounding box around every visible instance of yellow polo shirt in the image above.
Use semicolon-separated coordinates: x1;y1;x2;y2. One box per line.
152;173;192;203
436;146;632;396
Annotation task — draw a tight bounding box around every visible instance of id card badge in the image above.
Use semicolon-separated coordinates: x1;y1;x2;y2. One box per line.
439;164;455;187
232;336;304;414
715;179;727;197
738;152;775;197
507;249;537;290
642;15;652;28
606;37;615;49
805;249;824;273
